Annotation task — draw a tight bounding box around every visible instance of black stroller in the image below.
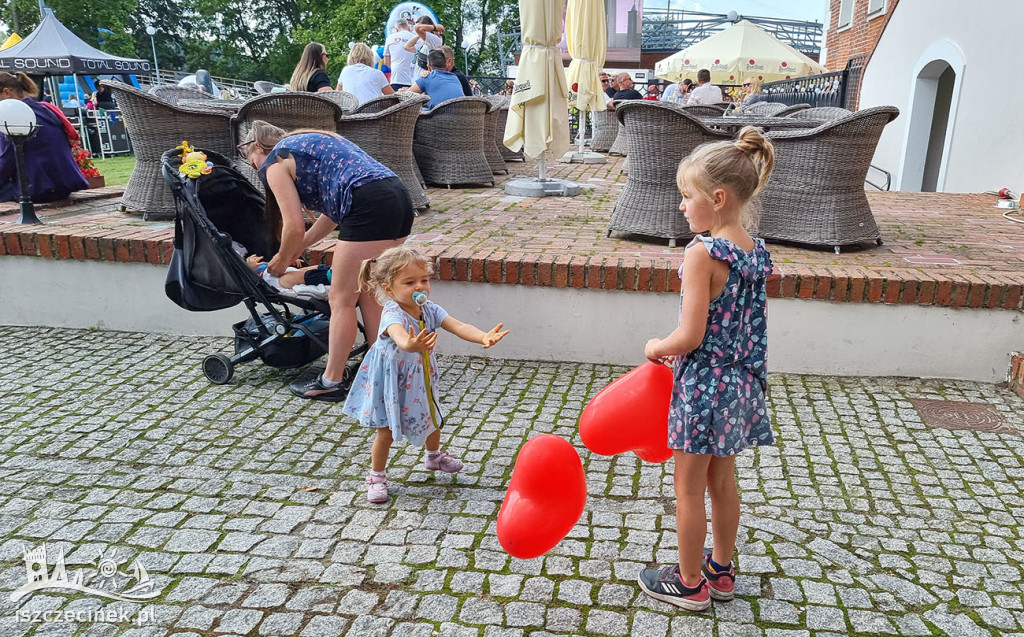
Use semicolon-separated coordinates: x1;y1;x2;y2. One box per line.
161;146;366;385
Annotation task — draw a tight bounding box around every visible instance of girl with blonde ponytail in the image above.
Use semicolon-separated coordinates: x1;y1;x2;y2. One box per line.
637;126;776;612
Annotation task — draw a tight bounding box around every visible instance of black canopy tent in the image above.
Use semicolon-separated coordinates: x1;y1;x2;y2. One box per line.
0;11;149;157
0;11;150;76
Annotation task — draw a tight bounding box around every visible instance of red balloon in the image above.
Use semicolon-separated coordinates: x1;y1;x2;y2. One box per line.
578;362;674;463
497;434;586;559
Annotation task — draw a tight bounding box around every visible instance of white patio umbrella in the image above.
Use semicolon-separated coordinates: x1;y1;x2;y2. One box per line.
564;0;606;154
654;20;827;85
503;0;571;177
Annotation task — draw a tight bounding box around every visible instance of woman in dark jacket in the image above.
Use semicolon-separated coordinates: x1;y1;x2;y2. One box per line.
0;72;88;203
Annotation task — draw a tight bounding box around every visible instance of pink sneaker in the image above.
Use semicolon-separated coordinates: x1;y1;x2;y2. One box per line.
424;451;463;473
366;474;388;503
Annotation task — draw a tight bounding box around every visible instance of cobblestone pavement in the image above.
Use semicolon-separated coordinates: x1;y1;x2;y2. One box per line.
1;327;1023;636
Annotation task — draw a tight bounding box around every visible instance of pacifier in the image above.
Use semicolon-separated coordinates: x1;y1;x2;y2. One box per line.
412;291;428;306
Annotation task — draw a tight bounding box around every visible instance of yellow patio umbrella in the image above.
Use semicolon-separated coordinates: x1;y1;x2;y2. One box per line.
504;0;570;162
1;33;22;50
654;19;826;85
565;0;605;117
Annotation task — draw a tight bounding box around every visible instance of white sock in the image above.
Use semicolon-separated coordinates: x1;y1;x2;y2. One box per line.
369;469;386;478
320;373;341;388
426;450;441;458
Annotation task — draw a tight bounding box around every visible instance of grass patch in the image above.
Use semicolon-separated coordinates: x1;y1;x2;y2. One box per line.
94;155;136;186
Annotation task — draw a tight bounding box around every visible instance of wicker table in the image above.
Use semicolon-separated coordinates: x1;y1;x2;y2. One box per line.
700;115;824;132
179;99;247;115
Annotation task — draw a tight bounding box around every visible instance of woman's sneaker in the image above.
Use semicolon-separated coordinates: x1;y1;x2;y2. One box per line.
637;565;711;611
365;474;388;503
702;551;736;601
289;374;350;402
424;451;463;473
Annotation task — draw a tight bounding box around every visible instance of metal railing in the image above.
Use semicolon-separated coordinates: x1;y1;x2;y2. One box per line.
761;70;848;109
134;70;258;99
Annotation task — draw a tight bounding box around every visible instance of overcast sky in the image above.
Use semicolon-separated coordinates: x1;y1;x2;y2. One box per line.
643;0;827;23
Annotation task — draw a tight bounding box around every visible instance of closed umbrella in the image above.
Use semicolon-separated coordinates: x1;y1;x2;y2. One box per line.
564;0;605;153
654;20;826;85
504;0;570;169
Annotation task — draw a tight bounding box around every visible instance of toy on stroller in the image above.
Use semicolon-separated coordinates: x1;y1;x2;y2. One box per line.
161;144;366;385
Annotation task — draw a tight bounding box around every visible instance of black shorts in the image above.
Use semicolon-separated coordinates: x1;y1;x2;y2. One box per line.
336;177;414;242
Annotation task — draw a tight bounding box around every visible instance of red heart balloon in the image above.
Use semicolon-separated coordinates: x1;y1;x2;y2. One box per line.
497;434;586;559
578;362;674;463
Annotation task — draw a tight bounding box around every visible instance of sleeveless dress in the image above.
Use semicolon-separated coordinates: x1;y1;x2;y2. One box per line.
257;133;395;225
342;300;447;446
669;235;774;456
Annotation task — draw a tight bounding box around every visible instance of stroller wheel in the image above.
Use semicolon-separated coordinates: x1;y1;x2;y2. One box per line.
203;354;234;384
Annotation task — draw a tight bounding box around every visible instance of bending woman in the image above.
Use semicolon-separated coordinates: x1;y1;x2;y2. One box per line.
0;72;88;203
239;121;414;401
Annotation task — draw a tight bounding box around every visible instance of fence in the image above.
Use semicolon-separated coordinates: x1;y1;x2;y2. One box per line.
761;69;848;109
134;70;258;99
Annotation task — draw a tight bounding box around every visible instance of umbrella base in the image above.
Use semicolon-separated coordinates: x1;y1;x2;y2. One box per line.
558;151;608;164
505;178;582;198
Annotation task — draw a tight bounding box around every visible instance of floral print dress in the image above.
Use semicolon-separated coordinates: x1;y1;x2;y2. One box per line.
668;235;774;456
258;132;395;224
343;300;447;446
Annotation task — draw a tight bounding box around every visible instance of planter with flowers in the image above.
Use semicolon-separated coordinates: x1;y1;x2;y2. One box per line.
72;140;104;188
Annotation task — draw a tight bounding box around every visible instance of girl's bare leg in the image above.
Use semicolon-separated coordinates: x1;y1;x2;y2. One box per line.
707;455;739;567
424;428;441;453
371;427;394;472
674;451;712;585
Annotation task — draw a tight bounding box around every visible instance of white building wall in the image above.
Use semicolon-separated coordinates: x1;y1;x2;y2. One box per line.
1;256;1020;383
859;0;1024;193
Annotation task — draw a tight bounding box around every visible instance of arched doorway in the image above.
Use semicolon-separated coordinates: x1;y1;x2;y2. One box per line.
897;42;965;192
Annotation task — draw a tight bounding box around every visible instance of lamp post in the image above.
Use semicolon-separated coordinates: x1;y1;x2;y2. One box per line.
463;43;480;75
0;99;42;224
146;26;160;86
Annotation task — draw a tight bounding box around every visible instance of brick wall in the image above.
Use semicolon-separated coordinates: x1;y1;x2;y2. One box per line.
824;0;899;108
1011;353;1024;399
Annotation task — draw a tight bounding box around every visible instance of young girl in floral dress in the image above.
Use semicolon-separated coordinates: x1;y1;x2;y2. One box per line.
637;126;776;611
343;246;509;503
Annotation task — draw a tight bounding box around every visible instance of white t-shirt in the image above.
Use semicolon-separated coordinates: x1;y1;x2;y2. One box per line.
687;82;723;105
420;32;442;54
338;64;390;104
386;30;416;85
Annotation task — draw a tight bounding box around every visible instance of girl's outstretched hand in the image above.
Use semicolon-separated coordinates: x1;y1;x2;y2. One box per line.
406;326;437;353
481;323;510;348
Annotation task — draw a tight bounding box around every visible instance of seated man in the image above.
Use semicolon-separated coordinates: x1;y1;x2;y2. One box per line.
608;72;642;109
403;49;464;109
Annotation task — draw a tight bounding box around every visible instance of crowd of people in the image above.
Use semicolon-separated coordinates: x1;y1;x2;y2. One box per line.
285;17;482;109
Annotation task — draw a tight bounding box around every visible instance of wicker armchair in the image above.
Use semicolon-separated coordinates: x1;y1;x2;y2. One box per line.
149;85;211;105
775;103;811;117
493;97;524;161
352;94;402;114
680;104;726;116
337;93;431;209
318;90;359;112
230;92;344;147
101;80;234;219
253;81;284;94
743;101;787;116
483;96;509;175
790;106;852;121
413;97;495;187
608;102;732;246
758;106;900;252
590;109;617;153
